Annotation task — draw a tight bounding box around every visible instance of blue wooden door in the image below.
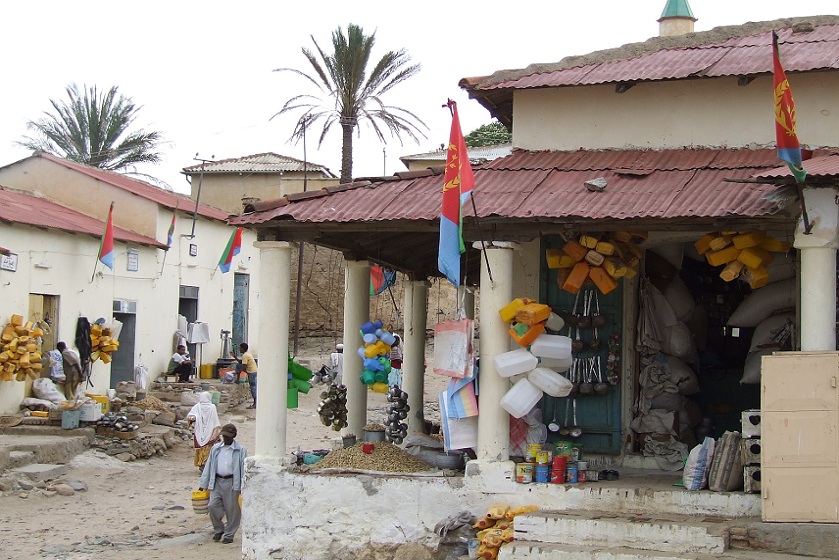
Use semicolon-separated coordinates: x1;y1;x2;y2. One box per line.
233;273;250;349
541;237;623;455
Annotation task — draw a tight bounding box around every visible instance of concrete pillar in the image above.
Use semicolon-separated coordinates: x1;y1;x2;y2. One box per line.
474;242;516;462
254;241;292;458
343;259;370;436
458;286;475;320
403;279;429;436
794;187;839;351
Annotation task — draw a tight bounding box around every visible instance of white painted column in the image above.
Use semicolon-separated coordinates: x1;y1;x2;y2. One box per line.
403;279;429;436
474;242;516;462
343;259;371;437
794;188;839;351
254;241;292;458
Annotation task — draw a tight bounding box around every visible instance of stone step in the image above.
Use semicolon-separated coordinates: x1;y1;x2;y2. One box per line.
499;542;833;560
11;463;67;481
8;450;35;469
513;511;727;555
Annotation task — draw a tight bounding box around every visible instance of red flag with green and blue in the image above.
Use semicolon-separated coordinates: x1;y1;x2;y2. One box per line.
773;31;807;183
218;227;243;273
438;100;474;287
98;202;115;269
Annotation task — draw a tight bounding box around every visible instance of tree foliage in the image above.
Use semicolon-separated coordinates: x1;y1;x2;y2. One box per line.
464;120;511;148
273;24;427;183
18;84;164;172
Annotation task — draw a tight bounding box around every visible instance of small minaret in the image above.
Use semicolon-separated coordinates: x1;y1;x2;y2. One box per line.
658;0;697;37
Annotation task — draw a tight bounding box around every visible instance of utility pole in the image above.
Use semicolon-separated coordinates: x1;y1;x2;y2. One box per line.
189;154;214;239
292;117;310;355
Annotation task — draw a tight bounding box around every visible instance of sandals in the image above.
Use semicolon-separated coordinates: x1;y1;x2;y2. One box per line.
599;469;620;481
246;404;256;409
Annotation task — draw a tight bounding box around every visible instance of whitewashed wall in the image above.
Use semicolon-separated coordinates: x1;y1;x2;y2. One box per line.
513;73;839;151
0;206;261;413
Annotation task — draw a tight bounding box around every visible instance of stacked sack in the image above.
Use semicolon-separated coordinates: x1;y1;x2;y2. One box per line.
548;231;646;295
472;503;538;559
0;315;44;381
357;320;396;394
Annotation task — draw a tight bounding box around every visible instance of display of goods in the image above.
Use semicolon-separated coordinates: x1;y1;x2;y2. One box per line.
548;232;646;294
316;384;348;431
89;322;120;363
0;314;45;382
95;412;139;436
693;230;791;288
357;320;396;387
384;386;409;444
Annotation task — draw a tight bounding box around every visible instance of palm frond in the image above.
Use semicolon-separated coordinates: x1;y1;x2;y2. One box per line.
16;83;164;172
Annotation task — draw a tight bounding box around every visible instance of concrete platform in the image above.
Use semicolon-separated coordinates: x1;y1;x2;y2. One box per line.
11;463;67;481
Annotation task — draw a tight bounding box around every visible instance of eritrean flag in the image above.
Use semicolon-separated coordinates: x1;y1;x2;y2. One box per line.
218;227;243;273
370;264;397;296
166;203;178;249
773;31;807;183
438;99;474;287
98;202;115;270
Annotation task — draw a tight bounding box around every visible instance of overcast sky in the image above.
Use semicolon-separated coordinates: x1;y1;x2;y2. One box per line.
1;1;836;193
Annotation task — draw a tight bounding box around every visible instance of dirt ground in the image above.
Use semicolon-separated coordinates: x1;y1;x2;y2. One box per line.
0;337;449;560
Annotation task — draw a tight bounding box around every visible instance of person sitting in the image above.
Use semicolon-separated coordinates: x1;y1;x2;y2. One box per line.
168;345;195;383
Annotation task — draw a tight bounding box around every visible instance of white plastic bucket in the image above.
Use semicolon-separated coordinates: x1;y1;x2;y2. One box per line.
527;367;573;397
493;348;538;378
500;378;543;418
530;334;573;360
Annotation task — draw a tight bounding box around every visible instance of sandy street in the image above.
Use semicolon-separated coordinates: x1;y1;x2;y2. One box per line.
0;338;449;560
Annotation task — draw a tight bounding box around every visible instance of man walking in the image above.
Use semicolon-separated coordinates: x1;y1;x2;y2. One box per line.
199;423;247;544
231;343;257;408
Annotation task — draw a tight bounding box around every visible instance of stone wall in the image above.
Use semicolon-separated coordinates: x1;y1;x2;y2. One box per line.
289;246;463;338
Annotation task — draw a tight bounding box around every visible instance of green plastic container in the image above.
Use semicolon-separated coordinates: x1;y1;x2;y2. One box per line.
210;390;221;405
287;388;299;409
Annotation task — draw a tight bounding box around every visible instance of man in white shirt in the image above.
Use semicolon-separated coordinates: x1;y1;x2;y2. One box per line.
329;343;344;386
198;423;247;544
167;345;194;383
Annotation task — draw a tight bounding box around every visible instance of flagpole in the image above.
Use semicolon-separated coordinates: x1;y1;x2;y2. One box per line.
444;100;494;285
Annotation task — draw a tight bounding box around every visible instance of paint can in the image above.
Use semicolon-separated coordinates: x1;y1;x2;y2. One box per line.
534;464;551;483
536;449;553;465
515;463;533;484
566;461;578;483
525;443;541;463
551;455;567;484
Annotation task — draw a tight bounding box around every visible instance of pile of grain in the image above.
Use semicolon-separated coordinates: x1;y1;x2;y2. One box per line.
311;442;434;473
131;395;169;411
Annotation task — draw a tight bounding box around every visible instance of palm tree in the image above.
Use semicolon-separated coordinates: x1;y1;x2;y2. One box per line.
274;24;426;184
18;83;164;172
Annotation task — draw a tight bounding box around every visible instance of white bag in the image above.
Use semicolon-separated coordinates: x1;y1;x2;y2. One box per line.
32;378;66;404
727;278;796;327
683;437;716;491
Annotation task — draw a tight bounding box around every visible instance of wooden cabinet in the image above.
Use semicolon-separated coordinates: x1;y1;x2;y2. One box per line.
761;352;839;522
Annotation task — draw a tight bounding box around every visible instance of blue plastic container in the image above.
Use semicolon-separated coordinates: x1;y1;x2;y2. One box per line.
61;409;81;430
534;464;551;483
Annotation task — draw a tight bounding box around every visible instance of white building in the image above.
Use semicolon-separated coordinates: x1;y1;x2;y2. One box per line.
0;153;261;413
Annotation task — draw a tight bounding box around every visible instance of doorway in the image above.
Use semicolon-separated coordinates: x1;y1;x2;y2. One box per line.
112;300;137;388
179;286;199;360
233;273;250;349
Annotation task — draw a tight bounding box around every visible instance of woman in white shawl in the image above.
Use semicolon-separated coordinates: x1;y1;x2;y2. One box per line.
187;392;221;471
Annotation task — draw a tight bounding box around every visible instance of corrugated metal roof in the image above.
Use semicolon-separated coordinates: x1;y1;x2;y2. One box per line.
25;154;229;221
754;151;839;178
232;148;790;226
0;186;166;248
471;18;839;92
181;152;336;178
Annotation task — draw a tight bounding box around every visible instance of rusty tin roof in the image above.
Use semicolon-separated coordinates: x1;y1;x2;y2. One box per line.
0;186;166;248
230;148;799;279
